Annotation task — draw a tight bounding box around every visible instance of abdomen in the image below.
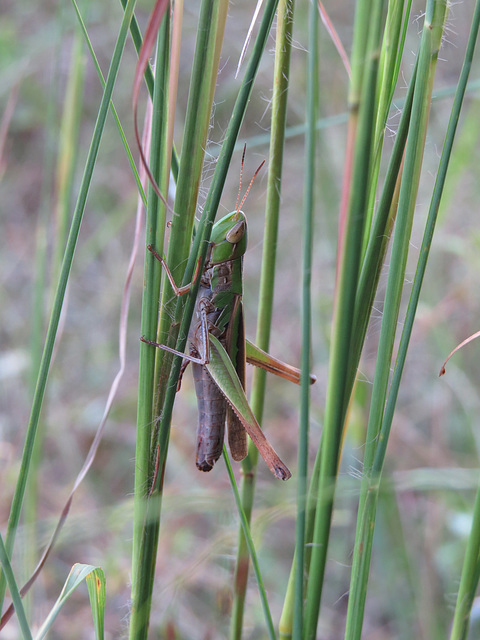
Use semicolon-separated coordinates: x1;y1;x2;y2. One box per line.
192;362;226;471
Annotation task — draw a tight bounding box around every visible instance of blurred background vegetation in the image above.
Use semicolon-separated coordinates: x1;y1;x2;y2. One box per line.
1;0;480;638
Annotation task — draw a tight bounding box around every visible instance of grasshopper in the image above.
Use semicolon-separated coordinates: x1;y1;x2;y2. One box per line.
142;152;315;480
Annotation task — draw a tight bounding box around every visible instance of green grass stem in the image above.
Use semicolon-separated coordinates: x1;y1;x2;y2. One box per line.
153;0;228;426
0;534;32;640
449;479;480;640
130;1;282;636
303;2;386;637
294;0;317;636
224;450;277;640
130;13;171;639
130;12;230;632
345;2;449;637
362;0;411;252
230;0;295;637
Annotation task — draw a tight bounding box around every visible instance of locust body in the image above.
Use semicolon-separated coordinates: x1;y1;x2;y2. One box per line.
188;211;248;471
141;153;315;480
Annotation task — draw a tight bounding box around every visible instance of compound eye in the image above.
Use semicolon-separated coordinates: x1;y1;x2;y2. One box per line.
226;220;245;244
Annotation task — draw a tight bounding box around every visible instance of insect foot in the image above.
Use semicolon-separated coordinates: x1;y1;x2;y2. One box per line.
275;465;292;481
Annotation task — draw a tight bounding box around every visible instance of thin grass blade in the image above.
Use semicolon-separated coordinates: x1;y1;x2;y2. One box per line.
230;0;295;633
223;450;277;640
0;0;138;612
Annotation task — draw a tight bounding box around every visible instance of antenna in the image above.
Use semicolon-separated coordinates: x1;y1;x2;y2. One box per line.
235;144;265;214
235;143;247;212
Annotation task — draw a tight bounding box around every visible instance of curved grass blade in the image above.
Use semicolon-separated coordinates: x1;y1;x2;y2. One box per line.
440;330;480;377
85;567;106;640
35;564;105;640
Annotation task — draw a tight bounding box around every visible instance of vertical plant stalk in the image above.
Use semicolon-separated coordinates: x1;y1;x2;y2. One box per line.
130;12;171;639
229;1;295;637
294;0;317;633
0;0;138;612
280;39;417;640
278;0;319;636
130;3;229;630
367;2;480;636
444;11;480;640
150;0;184;404
166;0;183;178
152;0;282;498
450;480;480;640
344;2;449;638
131;3;280;635
303;2;385;638
0;533;32;640
129;3;282;638
153;0;228;427
361;0;412;252
225;452;277;640
336;0;374;262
